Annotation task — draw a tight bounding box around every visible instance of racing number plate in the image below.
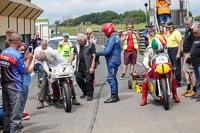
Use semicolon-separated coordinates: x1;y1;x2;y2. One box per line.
155;56;168;64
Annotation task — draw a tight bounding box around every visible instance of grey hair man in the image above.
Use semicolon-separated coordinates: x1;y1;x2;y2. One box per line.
181;16;197;97
70;33;96;101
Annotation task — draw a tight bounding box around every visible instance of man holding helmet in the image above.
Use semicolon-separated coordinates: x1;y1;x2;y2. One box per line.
140;35;180;106
97;23;121;103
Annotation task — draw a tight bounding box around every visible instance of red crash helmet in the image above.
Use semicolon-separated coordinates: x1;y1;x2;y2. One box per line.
102;23;115;37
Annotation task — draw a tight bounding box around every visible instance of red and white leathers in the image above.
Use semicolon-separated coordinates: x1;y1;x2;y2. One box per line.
140;43;180;106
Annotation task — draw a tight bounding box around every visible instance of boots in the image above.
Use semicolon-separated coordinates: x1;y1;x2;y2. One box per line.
104;94;119;103
140;82;148;106
172;78;180;103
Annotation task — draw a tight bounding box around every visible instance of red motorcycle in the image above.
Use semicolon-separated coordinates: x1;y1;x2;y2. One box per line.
147;53;179;110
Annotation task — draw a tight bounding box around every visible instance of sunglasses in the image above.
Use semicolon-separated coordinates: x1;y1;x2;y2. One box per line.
193;32;198;34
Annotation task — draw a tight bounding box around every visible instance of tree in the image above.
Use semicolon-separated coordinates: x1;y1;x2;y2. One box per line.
194;15;200;21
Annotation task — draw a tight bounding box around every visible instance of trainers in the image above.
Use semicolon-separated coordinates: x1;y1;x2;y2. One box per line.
72;98;81;105
22;112;30;120
182;90;191;96
120;73;125;80
185;90;197;97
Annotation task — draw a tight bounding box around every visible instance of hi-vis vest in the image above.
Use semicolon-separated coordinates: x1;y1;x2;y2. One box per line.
123;34;138;50
58;41;72;61
156;0;170;15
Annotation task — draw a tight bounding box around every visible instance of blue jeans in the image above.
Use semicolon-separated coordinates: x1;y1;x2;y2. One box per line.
168;48;182;85
194;66;200;96
159;14;171;23
19;85;29;116
34;63;44;79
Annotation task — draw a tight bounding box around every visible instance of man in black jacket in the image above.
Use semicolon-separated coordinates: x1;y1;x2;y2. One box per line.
181;16;197;97
191;26;200;100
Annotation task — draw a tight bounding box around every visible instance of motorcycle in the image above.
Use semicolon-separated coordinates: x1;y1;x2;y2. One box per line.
147;53;174;110
49;63;75;112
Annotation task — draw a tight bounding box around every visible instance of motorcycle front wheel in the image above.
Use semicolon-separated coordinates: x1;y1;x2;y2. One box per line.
161;79;169;110
62;82;72;112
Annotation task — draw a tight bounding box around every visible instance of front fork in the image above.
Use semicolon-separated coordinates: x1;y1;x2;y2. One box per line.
157;76;171;97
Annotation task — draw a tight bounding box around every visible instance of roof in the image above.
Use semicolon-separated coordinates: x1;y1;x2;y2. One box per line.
0;0;43;20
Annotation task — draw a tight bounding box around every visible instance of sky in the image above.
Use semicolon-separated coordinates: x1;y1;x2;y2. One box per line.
31;0;199;24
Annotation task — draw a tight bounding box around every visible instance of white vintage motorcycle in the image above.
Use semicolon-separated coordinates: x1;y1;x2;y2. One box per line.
49;63;75;112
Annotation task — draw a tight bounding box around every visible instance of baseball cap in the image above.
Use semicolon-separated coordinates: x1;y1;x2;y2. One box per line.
165;22;174;27
63;33;69;37
20;43;27;54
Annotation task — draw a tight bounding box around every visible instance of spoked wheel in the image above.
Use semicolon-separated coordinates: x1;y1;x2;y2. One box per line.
128;80;132;89
62;82;72;112
161;79;169;110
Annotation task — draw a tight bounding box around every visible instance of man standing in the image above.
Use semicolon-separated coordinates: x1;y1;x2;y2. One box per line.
31;32;42;50
191;26;200;100
70;33;96;101
181;16;196;97
97;23;121;103
166;22;182;87
120;23;140;80
58;33;73;61
156;0;171;24
143;22;154;48
0;33;32;133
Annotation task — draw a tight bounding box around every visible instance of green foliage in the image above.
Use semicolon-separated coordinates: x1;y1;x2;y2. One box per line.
60;10;146;26
57;23;146;35
194;15;200;21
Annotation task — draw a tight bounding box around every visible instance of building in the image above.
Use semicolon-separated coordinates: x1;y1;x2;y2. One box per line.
0;0;43;50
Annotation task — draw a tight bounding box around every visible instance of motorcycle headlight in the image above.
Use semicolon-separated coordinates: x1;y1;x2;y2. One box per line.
155;63;170;74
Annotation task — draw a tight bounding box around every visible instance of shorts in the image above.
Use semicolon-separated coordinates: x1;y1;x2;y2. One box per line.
183;53;194;73
124;50;137;65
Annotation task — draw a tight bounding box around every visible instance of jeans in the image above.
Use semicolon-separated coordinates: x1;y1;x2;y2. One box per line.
19;85;29;117
2;88;22;133
194;66;200;96
159;14;171;24
168;48;182;85
34;63;44;79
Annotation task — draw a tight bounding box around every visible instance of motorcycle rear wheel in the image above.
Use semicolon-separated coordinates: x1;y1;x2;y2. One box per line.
161;79;169;110
62;82;72;112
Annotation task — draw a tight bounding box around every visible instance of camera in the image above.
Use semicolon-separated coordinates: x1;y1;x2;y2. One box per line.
29;46;33;53
186;57;191;64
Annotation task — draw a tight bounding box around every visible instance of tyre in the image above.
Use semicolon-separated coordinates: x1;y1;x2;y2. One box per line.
62;82;72;112
128;80;132;89
161;79;169;110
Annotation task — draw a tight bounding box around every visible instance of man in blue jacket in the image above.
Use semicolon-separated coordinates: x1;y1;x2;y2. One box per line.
97;23;121;103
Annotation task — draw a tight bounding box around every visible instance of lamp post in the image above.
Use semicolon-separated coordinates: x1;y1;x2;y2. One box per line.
144;3;148;24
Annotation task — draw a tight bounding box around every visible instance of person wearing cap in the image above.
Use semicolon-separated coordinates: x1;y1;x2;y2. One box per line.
19;43;35;122
166;22;182;87
58;33;73;61
140;35;180;106
143;22;154;48
156;0;171;24
120;23;140;80
85;28;97;45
